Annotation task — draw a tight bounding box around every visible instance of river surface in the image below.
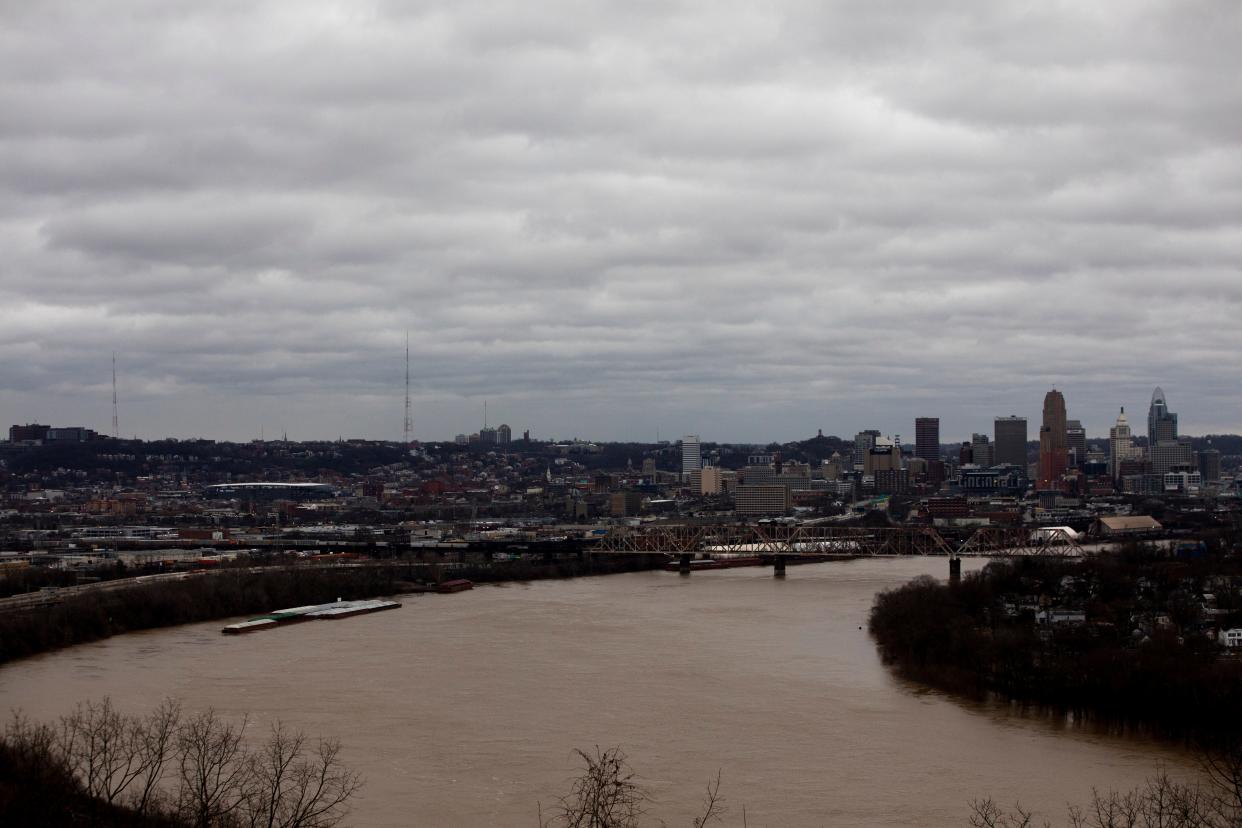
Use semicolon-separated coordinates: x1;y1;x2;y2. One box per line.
0;558;1198;826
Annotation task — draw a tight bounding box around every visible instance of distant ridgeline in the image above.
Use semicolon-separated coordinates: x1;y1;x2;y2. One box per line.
1;431;1239;483
869;548;1242;744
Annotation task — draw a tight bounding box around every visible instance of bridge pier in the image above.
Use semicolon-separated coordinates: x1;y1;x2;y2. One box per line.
678;554;692;575
949;556;961;584
774;554;786;578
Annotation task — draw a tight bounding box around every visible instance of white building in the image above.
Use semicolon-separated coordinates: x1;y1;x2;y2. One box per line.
1109;407;1137;479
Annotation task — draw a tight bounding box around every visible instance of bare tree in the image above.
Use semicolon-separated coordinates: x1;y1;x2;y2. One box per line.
972;769;1234;828
3;710;60;778
243;722;362;828
1201;740;1242;825
693;770;726;828
133;698;182;816
545;747;649;828
176;708;252;828
57;696;154;807
969;798;1045;828
542;747;729;828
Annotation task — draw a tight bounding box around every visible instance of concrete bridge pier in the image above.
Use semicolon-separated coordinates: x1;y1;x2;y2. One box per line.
678;554;692;575
949;556;961;584
774;554;787;578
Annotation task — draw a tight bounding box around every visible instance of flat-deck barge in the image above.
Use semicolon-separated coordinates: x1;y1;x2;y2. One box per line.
222;598;401;634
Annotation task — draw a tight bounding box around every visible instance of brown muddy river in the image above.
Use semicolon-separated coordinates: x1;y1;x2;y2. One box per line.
0;558;1197;826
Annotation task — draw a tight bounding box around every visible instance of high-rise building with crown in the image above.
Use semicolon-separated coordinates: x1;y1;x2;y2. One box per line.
1148;387;1178;446
1109;407;1135;480
1038;389;1067;489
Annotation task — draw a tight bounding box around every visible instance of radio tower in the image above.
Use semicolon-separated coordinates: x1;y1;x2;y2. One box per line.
403;332;413;444
111;352;119;439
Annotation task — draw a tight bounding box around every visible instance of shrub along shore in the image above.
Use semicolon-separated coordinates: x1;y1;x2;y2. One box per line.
0;554;661;666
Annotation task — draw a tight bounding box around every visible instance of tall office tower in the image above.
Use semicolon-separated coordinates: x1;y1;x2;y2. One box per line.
1199;449;1222;483
1109;407;1134;479
854;430;881;470
497;424;512;445
1038;389;1068;489
1148;387;1178;446
681;435;702;479
1065;419;1087;468
915;418;940;462
994;416;1028;468
971;433;993;467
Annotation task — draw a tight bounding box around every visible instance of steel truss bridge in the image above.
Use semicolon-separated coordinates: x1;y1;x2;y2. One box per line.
593;524;1081;558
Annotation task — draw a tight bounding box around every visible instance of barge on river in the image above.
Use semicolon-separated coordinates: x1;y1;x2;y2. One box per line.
222;598;401;635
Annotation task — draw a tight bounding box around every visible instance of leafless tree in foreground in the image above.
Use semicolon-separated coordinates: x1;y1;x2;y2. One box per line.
5;698;361;828
54;696;185;815
541;746;725;828
970;765;1242;828
242;722;362;828
176;709;252;828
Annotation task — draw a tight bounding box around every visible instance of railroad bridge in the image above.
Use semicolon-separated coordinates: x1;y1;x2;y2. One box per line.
592;523;1081;578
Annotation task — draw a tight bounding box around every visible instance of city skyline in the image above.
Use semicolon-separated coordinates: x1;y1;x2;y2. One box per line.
6;384;1234;448
3;2;1241;442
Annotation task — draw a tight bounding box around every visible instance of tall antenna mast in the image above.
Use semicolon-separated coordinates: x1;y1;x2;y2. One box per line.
403;331;413;444
111;352;119;438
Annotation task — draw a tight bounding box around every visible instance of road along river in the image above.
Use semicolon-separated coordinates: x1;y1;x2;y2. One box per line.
0;558;1199;826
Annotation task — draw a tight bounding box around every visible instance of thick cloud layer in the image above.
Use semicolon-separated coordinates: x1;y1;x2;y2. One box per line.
2;1;1240;442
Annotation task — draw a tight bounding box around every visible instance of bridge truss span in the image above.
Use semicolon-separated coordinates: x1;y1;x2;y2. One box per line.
593;524;1081;558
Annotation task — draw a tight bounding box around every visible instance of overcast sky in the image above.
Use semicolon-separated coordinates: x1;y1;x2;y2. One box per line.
2;1;1240;444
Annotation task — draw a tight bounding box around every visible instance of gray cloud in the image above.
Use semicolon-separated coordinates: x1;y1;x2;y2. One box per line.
1;0;1241;442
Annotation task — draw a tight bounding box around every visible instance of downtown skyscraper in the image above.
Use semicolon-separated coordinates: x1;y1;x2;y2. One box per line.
1038;390;1068;489
681;435;701;480
994;415;1028;469
1148;387;1178;445
914;417;940;462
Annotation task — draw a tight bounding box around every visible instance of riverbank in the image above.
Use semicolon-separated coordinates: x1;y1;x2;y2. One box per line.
868;553;1242;745
0;554;662;665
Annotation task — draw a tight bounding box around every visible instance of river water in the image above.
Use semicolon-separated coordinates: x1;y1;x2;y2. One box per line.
0;558;1198;826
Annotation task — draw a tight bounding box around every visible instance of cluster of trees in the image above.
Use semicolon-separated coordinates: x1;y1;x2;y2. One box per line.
544;745;1242;826
1;438;413;479
0;698;359;827
868;554;1242;742
970;757;1242;827
0;565;403;665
